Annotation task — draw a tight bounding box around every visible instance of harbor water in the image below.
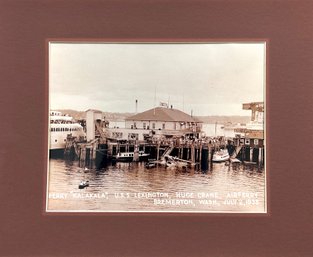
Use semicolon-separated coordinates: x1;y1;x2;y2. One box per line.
47;158;266;212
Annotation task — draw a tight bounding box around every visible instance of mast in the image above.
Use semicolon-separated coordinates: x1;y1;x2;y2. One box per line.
154;86;156;115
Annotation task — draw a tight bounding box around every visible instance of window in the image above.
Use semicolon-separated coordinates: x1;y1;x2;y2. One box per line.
174;123;176;130
128;133;138;140
112;132;123;138
162;123;165;129
254;139;259;145
143;122;146;129
152;123;155;129
245;138;250;145
134;122;136;129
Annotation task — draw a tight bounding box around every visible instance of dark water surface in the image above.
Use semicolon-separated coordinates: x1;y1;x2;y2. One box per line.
47;159;266;212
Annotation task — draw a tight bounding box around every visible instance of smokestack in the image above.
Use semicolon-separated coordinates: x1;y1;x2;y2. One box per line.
135;99;138;114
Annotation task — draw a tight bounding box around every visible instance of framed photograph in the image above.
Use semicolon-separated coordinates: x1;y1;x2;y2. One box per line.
1;1;312;257
46;41;267;213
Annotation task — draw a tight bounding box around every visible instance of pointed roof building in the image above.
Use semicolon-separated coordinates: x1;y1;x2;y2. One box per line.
126;107;201;123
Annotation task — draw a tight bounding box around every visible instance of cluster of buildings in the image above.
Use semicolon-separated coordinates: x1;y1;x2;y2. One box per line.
50;101;264;151
86;101;264;144
50;102;264;166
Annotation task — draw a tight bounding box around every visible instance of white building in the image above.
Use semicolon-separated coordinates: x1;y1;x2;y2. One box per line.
86;109;103;141
107;106;202;141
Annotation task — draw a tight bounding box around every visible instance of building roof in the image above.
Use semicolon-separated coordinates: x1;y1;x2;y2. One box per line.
126;107;202;123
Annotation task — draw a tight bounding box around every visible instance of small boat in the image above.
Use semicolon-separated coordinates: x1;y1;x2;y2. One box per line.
115;151;149;162
212;149;230;162
78;180;89;189
145;162;157;169
164;155;194;169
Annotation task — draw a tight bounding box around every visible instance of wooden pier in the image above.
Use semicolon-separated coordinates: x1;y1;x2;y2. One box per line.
64;136;264;171
63;108;264;171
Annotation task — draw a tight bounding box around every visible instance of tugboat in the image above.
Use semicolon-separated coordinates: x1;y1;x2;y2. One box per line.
78;180;89;189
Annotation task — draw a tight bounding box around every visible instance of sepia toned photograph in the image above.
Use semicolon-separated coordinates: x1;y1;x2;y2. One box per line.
46;42;266;213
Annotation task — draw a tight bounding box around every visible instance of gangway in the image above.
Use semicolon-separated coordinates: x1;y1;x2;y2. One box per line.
231;145;242;158
161;145;175;158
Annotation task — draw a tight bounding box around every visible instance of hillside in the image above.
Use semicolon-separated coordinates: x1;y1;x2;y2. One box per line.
55;109;250;125
54;109;134;121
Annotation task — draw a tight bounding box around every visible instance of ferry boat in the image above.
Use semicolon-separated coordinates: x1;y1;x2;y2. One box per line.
212;149;230;162
49;110;85;153
115;151;149;162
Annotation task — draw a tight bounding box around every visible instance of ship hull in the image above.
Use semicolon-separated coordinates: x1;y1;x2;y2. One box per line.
115;152;150;162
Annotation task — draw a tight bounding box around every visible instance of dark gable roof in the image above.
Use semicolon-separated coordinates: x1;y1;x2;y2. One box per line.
126;107;202;123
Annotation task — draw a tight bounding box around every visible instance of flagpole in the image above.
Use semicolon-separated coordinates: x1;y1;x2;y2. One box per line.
154;85;156;115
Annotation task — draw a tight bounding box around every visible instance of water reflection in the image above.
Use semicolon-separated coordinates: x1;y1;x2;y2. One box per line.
47;159;265;212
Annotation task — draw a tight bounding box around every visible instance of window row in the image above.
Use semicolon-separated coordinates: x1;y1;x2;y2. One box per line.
50;120;73;124
51;127;82;132
131;122;197;130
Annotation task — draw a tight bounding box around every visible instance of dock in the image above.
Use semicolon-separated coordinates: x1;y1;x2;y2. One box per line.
64;106;265;171
65;136;264;171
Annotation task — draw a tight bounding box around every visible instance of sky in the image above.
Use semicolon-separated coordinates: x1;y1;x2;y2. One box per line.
49;42;265;116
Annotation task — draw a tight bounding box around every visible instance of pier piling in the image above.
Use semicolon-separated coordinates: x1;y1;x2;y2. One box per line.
67;130;264;171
